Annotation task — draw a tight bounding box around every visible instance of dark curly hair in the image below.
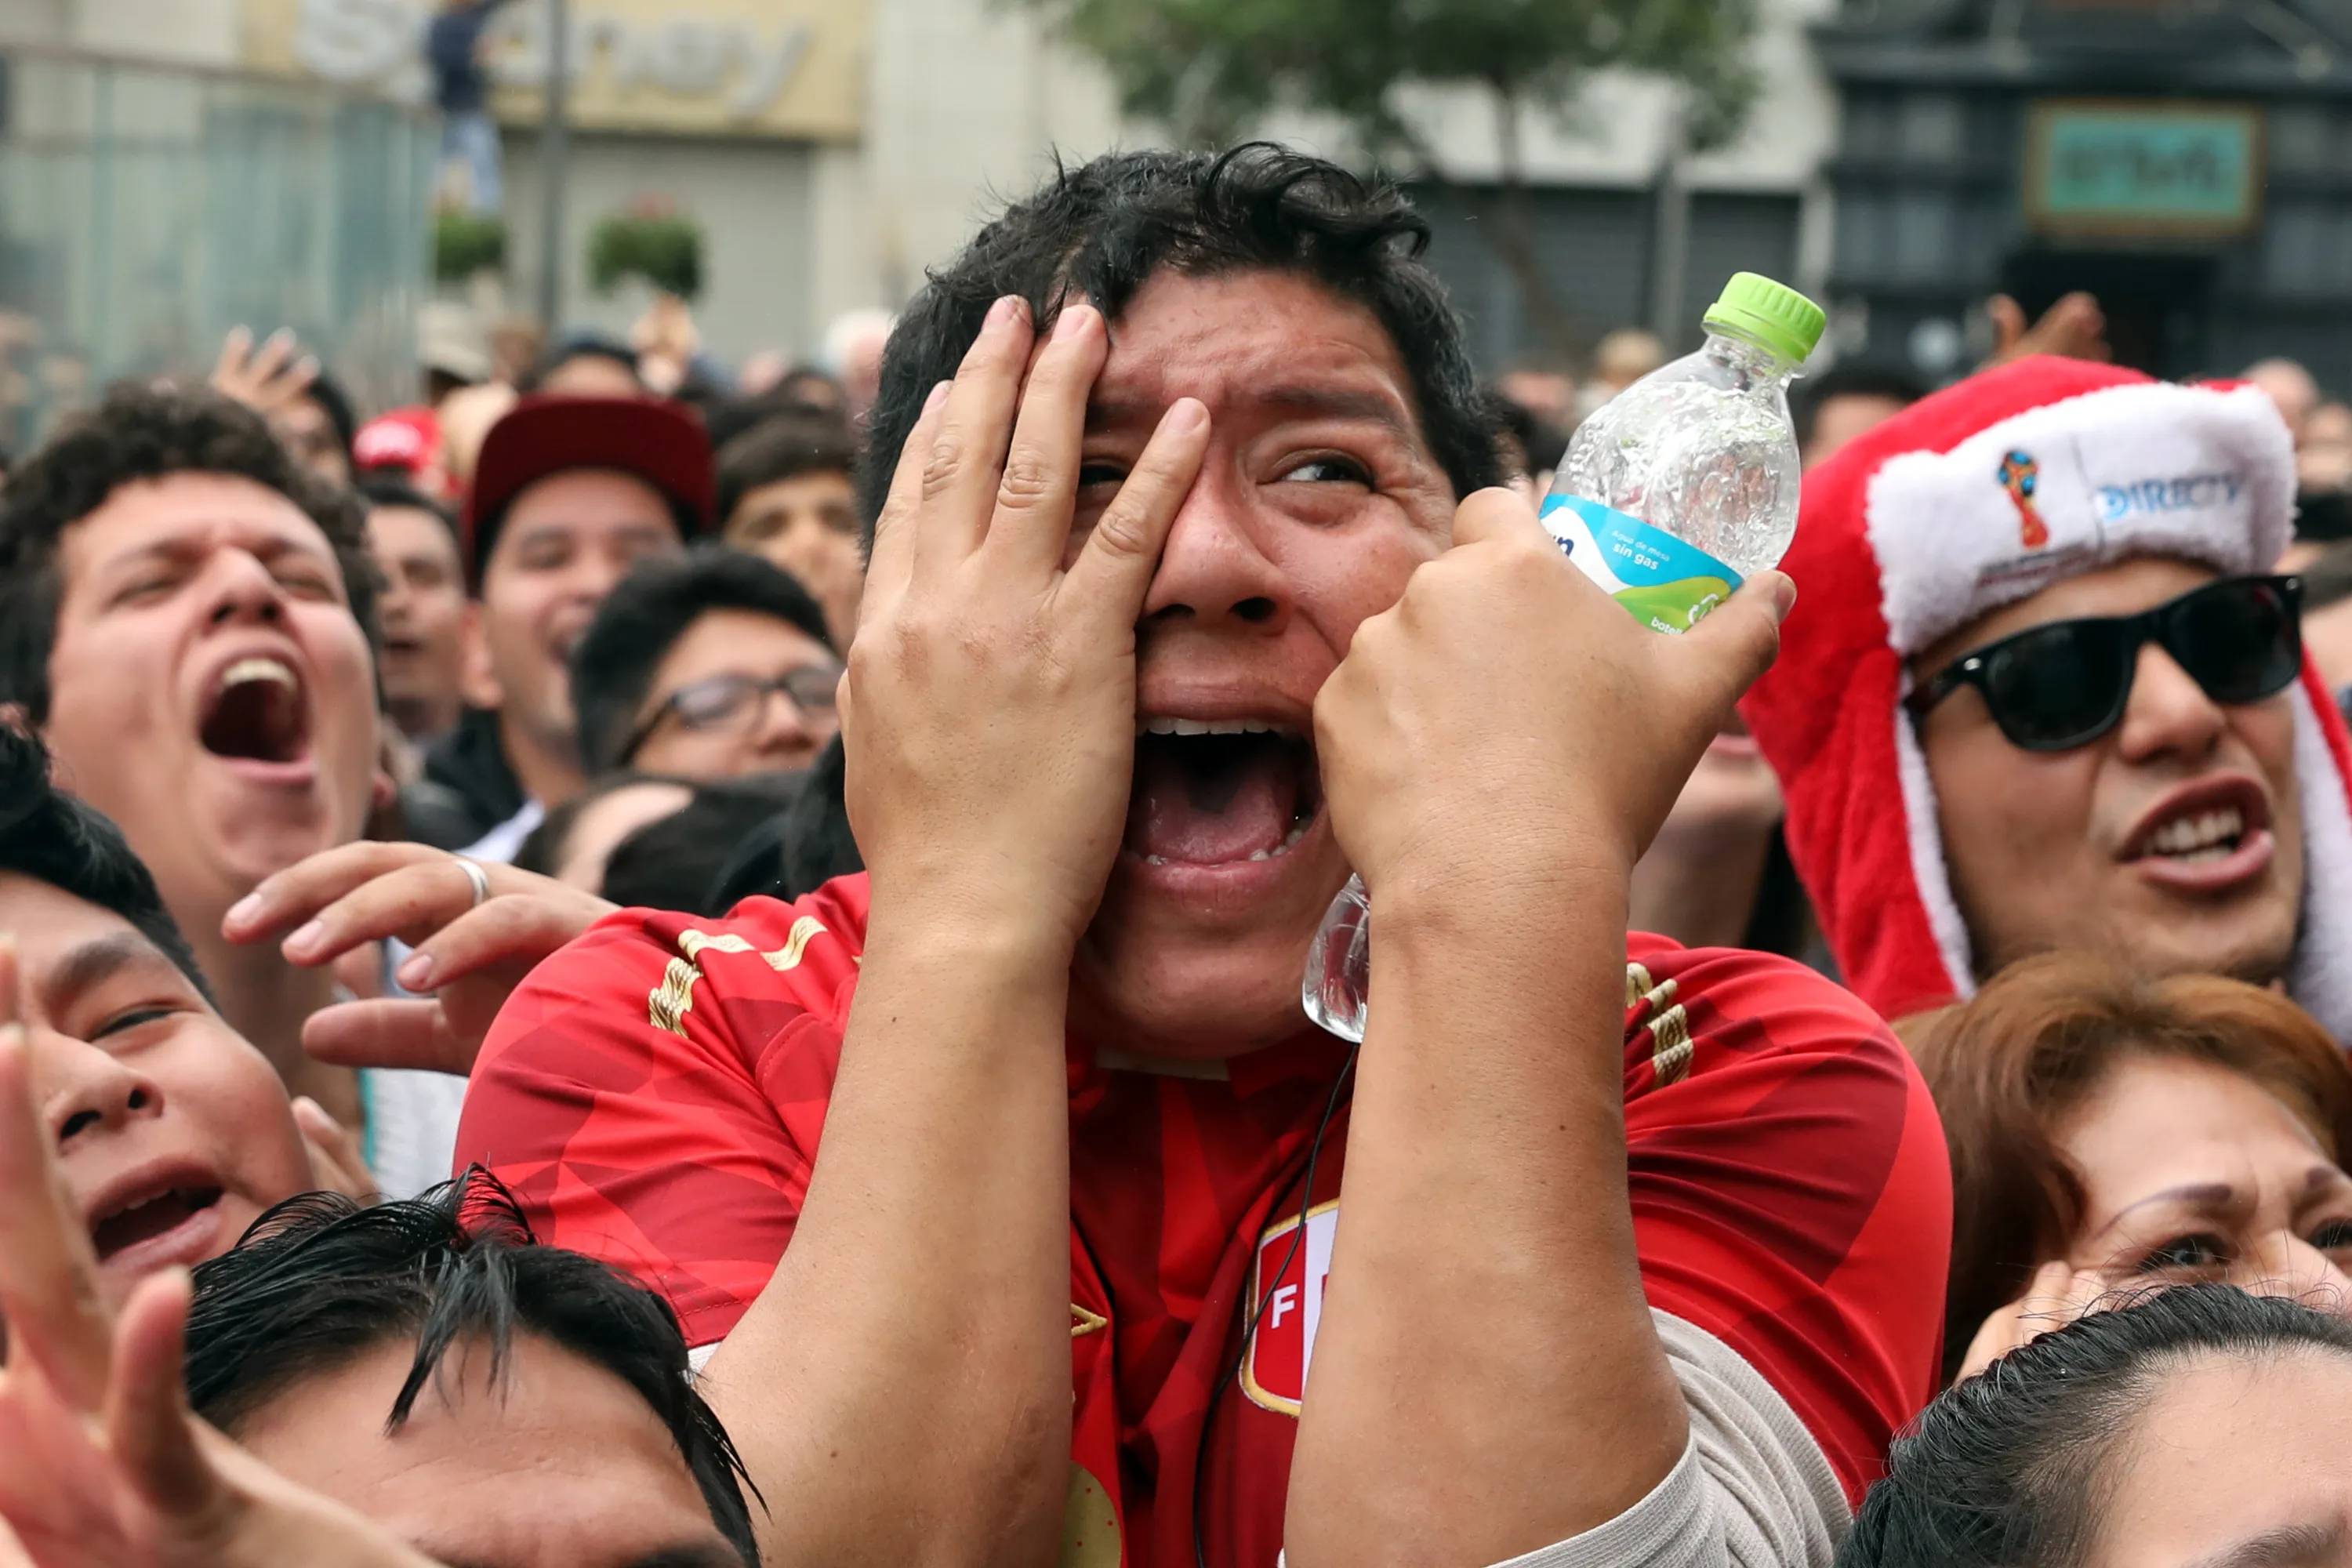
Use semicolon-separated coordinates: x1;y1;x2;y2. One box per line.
0;722;211;1001
187;1169;762;1565
858;143;1501;541
0;381;381;725
1842;1284;2352;1568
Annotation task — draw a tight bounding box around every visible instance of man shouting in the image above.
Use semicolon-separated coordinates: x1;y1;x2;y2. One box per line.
458;147;1949;1568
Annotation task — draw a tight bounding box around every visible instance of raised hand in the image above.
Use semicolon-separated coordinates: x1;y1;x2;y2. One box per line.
0;943;434;1568
223;843;615;1080
208;327;318;422
1312;485;1795;904
844;296;1211;952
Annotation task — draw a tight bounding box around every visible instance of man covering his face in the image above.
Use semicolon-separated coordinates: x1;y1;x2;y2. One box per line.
459;148;1948;1568
1746;355;2352;1040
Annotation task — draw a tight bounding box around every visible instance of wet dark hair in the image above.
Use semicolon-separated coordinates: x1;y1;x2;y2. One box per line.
0;381;381;726
185;1171;760;1565
858;143;1501;541
1841;1284;2352;1568
0;724;212;1002
715;416;859;533
571;545;835;773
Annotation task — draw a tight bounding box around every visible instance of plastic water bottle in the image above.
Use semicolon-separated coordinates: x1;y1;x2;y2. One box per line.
1301;273;1827;1043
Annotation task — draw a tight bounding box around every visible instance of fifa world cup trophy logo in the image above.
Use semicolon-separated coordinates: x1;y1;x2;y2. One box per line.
1999;449;2049;549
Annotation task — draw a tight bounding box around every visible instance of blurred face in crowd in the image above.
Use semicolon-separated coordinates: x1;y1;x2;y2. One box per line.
5;871;309;1308
367;501;467;742
722;468;864;647
1801;393;1911;470
625;608;840;780
42;474;380;917
1065;268;1457;1056
2298;401;2352;495
540;354;644;401
278;395;350;488
466;470;683;778
2080;1348;2352;1568
1915;557;2303;990
234;1334;748;1568
2052;1053;2352;1308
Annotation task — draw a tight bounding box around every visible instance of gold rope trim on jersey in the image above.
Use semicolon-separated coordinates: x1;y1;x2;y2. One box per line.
649;956;699;1036
1070;1303;1108;1339
1625;964;1693;1085
648;920;833;1038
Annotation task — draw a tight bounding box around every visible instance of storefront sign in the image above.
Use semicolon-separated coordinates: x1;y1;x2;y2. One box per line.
241;0;865;140
2026;101;2261;238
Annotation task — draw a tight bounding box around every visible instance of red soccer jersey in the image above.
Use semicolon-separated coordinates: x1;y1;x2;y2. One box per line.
458;876;1951;1567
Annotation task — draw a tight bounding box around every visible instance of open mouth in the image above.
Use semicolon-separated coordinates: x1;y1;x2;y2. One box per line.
89;1184;223;1261
200;655;310;764
1125;718;1321;867
2140;805;2249;866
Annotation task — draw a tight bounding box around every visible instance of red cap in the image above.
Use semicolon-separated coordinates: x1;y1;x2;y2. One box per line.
463;394;714;580
353;406;449;499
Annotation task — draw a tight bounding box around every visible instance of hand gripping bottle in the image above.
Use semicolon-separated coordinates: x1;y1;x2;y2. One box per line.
1301;272;1826;1043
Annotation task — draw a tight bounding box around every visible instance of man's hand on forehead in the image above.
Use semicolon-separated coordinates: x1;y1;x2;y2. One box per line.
845;294;1211;952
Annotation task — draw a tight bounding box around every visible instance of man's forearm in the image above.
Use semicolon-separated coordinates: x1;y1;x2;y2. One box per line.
701;916;1076;1568
1287;864;1687;1568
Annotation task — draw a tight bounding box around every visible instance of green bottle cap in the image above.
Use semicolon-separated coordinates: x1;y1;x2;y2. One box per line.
1702;272;1826;365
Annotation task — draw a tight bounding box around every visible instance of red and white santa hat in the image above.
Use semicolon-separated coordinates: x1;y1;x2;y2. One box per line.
1743;354;2352;1037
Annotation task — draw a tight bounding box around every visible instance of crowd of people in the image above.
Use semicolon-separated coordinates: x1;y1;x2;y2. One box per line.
2;140;2352;1568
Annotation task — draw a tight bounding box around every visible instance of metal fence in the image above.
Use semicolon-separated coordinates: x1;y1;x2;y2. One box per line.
0;43;435;454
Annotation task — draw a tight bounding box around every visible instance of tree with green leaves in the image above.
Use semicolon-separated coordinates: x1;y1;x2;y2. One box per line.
1018;0;1761;356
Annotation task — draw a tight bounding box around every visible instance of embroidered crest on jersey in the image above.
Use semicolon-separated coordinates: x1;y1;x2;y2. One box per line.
1240;1200;1339;1417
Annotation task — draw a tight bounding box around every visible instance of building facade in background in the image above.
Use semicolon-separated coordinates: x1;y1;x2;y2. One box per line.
13;0;2352;404
1818;0;2352;386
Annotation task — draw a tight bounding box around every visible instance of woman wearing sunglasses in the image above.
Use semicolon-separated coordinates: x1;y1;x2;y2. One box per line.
1745;355;2352;1043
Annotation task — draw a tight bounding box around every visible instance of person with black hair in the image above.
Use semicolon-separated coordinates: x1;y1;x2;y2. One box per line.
571;545;839;781
463;145;1947;1568
514;771;696;891
183;1173;760;1567
1791;362;1926;470
1842;1284;2352;1568
0;1013;760;1568
597;772;804;913
359;476;466;746
0;381;387;1149
0;724;328;1308
714;416;865;646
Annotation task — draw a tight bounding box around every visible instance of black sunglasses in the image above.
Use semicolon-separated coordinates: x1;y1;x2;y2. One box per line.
1906;575;2304;753
621;664;843;762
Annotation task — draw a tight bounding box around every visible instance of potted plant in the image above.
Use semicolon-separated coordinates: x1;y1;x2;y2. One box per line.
587;198;704;301
434;210;506;285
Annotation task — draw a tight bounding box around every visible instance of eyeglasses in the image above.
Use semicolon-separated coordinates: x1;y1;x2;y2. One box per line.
1906;575;2303;753
621;664;843;761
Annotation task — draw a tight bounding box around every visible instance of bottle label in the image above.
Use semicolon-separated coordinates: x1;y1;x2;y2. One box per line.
1541;493;1743;635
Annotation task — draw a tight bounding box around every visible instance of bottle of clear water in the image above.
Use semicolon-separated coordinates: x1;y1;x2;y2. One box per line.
1301;273;1827;1043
